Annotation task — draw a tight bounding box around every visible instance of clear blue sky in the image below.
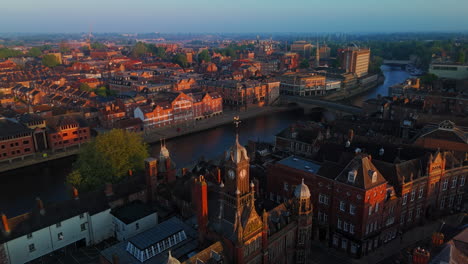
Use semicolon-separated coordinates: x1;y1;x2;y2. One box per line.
1;0;467;33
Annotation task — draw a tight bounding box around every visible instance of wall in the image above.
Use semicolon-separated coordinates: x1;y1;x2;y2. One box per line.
90;209;113;244
112;212;158;241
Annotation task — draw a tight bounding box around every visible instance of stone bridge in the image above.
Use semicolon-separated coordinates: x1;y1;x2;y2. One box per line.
280;95;362;115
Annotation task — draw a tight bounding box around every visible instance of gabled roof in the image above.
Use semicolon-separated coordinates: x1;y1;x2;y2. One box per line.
335;155;387;190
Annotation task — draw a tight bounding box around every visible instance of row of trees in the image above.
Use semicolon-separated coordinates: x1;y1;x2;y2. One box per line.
79;83;116;97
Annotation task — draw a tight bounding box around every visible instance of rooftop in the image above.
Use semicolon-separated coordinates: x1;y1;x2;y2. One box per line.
110;200;156;225
277;155;321;174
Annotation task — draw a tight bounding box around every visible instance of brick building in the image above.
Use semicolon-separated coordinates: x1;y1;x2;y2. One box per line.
0;118;35;162
46;115;91;151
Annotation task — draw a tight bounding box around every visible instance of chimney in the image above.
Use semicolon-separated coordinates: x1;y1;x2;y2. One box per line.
112;254;119;264
193;176;208;243
128;169;133;177
105;183;114;197
36;197;45;215
182;168;187;176
1;213;10;233
72;187;79;200
217;167;221;184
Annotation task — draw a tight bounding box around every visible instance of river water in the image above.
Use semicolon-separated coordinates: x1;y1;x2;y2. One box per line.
0;65;410;217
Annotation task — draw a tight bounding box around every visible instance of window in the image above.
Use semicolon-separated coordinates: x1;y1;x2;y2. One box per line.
457;194;463;205
411;190;415;201
57;232;64;240
400;213;405;225
24;148;31;152
418;187;424;199
81;223;86;231
351;243;357;254
29;244;35;252
333;235;339;246
284;182;289;191
63;133;68;137
337;219;342;229
416;207;421;218
349;204;356;215
56;222;62;228
440;197;446;209
342;239;348;249
319;194;329;205
408;210;413;223
402;194;408;205
27;233;33;239
449;196;454;207
136;223;140;230
339;201;345;211
344;222;349;232
323;213;328;223
350;224;355;234
460;176;466;187
369;205;373;216
348;170;356;183
452;177;457;188
79;213;84;219
23;140;29;144
375;203;379;213
442;179;448;191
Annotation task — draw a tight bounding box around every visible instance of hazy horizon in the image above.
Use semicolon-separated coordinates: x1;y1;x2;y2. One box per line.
1;0;468;33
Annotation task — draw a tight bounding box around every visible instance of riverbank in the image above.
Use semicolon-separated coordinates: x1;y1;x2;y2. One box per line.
0;105;292;173
323;76;385;101
142;105;292;144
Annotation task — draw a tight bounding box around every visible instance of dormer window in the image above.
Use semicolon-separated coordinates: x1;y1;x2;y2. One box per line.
369;170;378;183
348;170;357;183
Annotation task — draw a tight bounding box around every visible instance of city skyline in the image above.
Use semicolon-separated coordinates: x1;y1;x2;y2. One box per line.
2;0;468;33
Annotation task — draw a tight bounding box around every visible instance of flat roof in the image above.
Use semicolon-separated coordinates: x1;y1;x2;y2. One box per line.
277;155;321;174
110;200;156;225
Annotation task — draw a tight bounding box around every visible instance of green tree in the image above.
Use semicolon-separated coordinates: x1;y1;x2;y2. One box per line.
42;54;60;67
0;48;23;59
66;170;83;187
95;86;108;97
421;73;438;85
39;45;52;51
91;42;107;50
172;53;188;68
69;129;149;190
79;83;93;92
299;59;310;69
131;42;148;58
457;50;465;64
198;49;211;63
369;56;383;74
27;47;42;57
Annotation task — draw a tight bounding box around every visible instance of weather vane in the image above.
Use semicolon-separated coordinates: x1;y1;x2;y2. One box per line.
234;116;241;128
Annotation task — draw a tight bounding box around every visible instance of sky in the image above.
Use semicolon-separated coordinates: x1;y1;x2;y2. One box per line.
1;0;468;33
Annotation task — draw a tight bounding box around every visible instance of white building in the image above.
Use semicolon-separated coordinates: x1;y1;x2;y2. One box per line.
0;182;152;264
111;200;158;241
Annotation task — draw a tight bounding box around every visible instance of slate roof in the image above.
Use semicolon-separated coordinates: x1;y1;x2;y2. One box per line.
111;200;156;225
0;118;32;139
334;155;387;190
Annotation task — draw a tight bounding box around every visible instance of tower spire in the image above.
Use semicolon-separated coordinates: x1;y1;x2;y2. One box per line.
234;116;241;144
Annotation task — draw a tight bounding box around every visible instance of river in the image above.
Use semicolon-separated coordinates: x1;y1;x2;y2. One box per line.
0;65;410;217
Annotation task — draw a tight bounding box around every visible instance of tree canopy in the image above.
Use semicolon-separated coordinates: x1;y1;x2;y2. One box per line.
198;49;211;63
91;42;107;50
67;129;149;191
299;59;310;69
172;53;188;68
0;48;23;59
27;47;42;57
42;54;60;67
131;42;148;58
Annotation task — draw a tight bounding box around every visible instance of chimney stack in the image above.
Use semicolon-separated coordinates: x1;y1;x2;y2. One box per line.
112;254;119;264
105;183;114;197
72;187;79;200
36;197;45;215
1;213;10;233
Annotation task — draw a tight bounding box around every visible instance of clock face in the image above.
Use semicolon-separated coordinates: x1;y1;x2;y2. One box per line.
228;170;235;180
240;169;247;179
